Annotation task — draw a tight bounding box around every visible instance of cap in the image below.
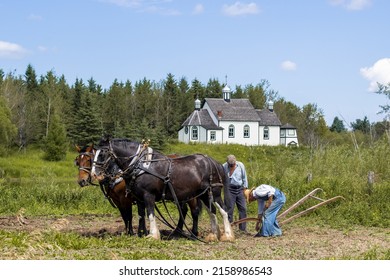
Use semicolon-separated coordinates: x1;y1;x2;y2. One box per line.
244;188;254;203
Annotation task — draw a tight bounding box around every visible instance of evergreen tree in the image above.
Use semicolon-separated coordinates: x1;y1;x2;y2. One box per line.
205;78;222;98
233;85;245;99
25;64;39;93
24;64;44;144
162;73;179;136
68;79;102;145
43;113;68;161
76;91;102;145
351;116;371;134
177;77;192;126
330;117;346;132
189;78;205;101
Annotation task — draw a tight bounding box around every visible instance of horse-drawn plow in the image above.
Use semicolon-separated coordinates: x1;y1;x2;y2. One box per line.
232;188;344;228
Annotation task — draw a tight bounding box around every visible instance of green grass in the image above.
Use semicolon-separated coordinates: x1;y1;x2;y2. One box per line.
1;142;389;226
164;141;390;228
0;142;389;260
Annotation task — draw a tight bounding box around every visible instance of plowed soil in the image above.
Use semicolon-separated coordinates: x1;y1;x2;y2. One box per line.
0;214;388;260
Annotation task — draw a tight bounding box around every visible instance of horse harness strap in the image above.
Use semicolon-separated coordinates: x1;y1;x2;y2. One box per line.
99;183;118;209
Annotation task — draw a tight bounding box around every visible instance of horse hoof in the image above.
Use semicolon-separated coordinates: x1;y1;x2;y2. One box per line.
146;233;160;240
220;234;235;242
205;233;218;243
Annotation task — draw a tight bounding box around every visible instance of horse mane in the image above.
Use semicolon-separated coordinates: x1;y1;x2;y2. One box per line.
97;137;140;150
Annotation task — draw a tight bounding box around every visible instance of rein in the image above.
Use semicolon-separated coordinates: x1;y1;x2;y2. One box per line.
77;152;99;186
77;150;117;208
108;145;207;241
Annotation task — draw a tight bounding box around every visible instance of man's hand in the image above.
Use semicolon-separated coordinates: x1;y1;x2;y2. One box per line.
265;196;273;209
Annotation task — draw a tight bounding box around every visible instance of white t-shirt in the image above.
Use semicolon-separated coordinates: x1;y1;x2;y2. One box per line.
252;184;276;214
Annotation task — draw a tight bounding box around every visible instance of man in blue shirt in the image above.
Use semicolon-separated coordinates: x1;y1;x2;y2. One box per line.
223;154;248;233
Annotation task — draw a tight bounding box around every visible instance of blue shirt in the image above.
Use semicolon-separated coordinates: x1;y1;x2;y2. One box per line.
223;161;248;188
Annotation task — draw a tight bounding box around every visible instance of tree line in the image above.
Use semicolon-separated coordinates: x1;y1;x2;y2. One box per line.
0;64;389;159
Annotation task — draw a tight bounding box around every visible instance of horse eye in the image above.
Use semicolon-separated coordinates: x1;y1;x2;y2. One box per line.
74;159;79;166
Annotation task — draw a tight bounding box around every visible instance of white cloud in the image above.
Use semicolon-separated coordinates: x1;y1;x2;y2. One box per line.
329;0;372;11
0;41;28;59
222;2;259;16
281;60;297;71
360;58;390;92
193;4;204;15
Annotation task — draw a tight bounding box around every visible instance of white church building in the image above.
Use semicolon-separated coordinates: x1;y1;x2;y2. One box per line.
178;85;298;146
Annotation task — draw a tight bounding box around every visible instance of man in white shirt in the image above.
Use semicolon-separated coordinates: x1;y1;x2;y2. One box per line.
245;184;286;237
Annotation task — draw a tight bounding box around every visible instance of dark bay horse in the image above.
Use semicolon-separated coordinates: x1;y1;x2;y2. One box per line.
77;144;203;238
75;144;147;236
93;138;234;242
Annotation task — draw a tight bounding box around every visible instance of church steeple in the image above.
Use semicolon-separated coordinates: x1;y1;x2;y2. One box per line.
194;97;201;110
222;75;231;102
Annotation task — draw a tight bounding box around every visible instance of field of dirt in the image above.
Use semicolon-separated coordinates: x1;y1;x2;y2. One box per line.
0;213;389;260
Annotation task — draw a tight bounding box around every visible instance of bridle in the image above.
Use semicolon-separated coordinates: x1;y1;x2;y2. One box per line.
75;151;99;186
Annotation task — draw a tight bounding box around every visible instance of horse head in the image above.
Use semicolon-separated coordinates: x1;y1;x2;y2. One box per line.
75;144;95;187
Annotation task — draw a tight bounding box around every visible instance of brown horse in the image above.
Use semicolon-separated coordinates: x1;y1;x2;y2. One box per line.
75;144;147;236
76;144;202;238
93;138;234;242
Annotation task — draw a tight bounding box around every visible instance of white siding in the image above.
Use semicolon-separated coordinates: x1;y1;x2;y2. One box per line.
219;121;259;145
280;128;299;146
178;127;188;143
207;130;223;144
259;125;280;146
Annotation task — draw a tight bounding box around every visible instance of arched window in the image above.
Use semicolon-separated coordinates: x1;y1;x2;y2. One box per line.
243;125;250;138
228;125;235;138
263;126;269;140
191;126;198;140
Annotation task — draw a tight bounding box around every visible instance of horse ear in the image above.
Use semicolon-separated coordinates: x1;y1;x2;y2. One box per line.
86;143;94;152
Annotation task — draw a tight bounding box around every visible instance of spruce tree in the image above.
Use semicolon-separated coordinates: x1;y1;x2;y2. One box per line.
43;113;68;161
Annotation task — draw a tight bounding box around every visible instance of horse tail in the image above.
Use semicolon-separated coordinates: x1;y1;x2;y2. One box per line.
207;156;231;211
220;165;232;211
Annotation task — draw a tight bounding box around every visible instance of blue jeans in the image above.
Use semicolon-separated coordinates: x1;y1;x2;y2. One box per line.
260;189;286;236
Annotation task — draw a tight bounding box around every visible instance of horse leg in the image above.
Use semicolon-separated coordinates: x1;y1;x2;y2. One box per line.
144;195;160;240
215;202;235;242
172;202;188;236
136;200;148;237
118;206;134;235
201;197;220;242
189;198;201;237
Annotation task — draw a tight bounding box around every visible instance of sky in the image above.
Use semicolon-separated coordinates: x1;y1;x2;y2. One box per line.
1;0;390;126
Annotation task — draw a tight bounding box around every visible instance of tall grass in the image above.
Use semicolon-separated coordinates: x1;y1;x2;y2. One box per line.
164;141;390;228
0;149;115;216
0;142;389;228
